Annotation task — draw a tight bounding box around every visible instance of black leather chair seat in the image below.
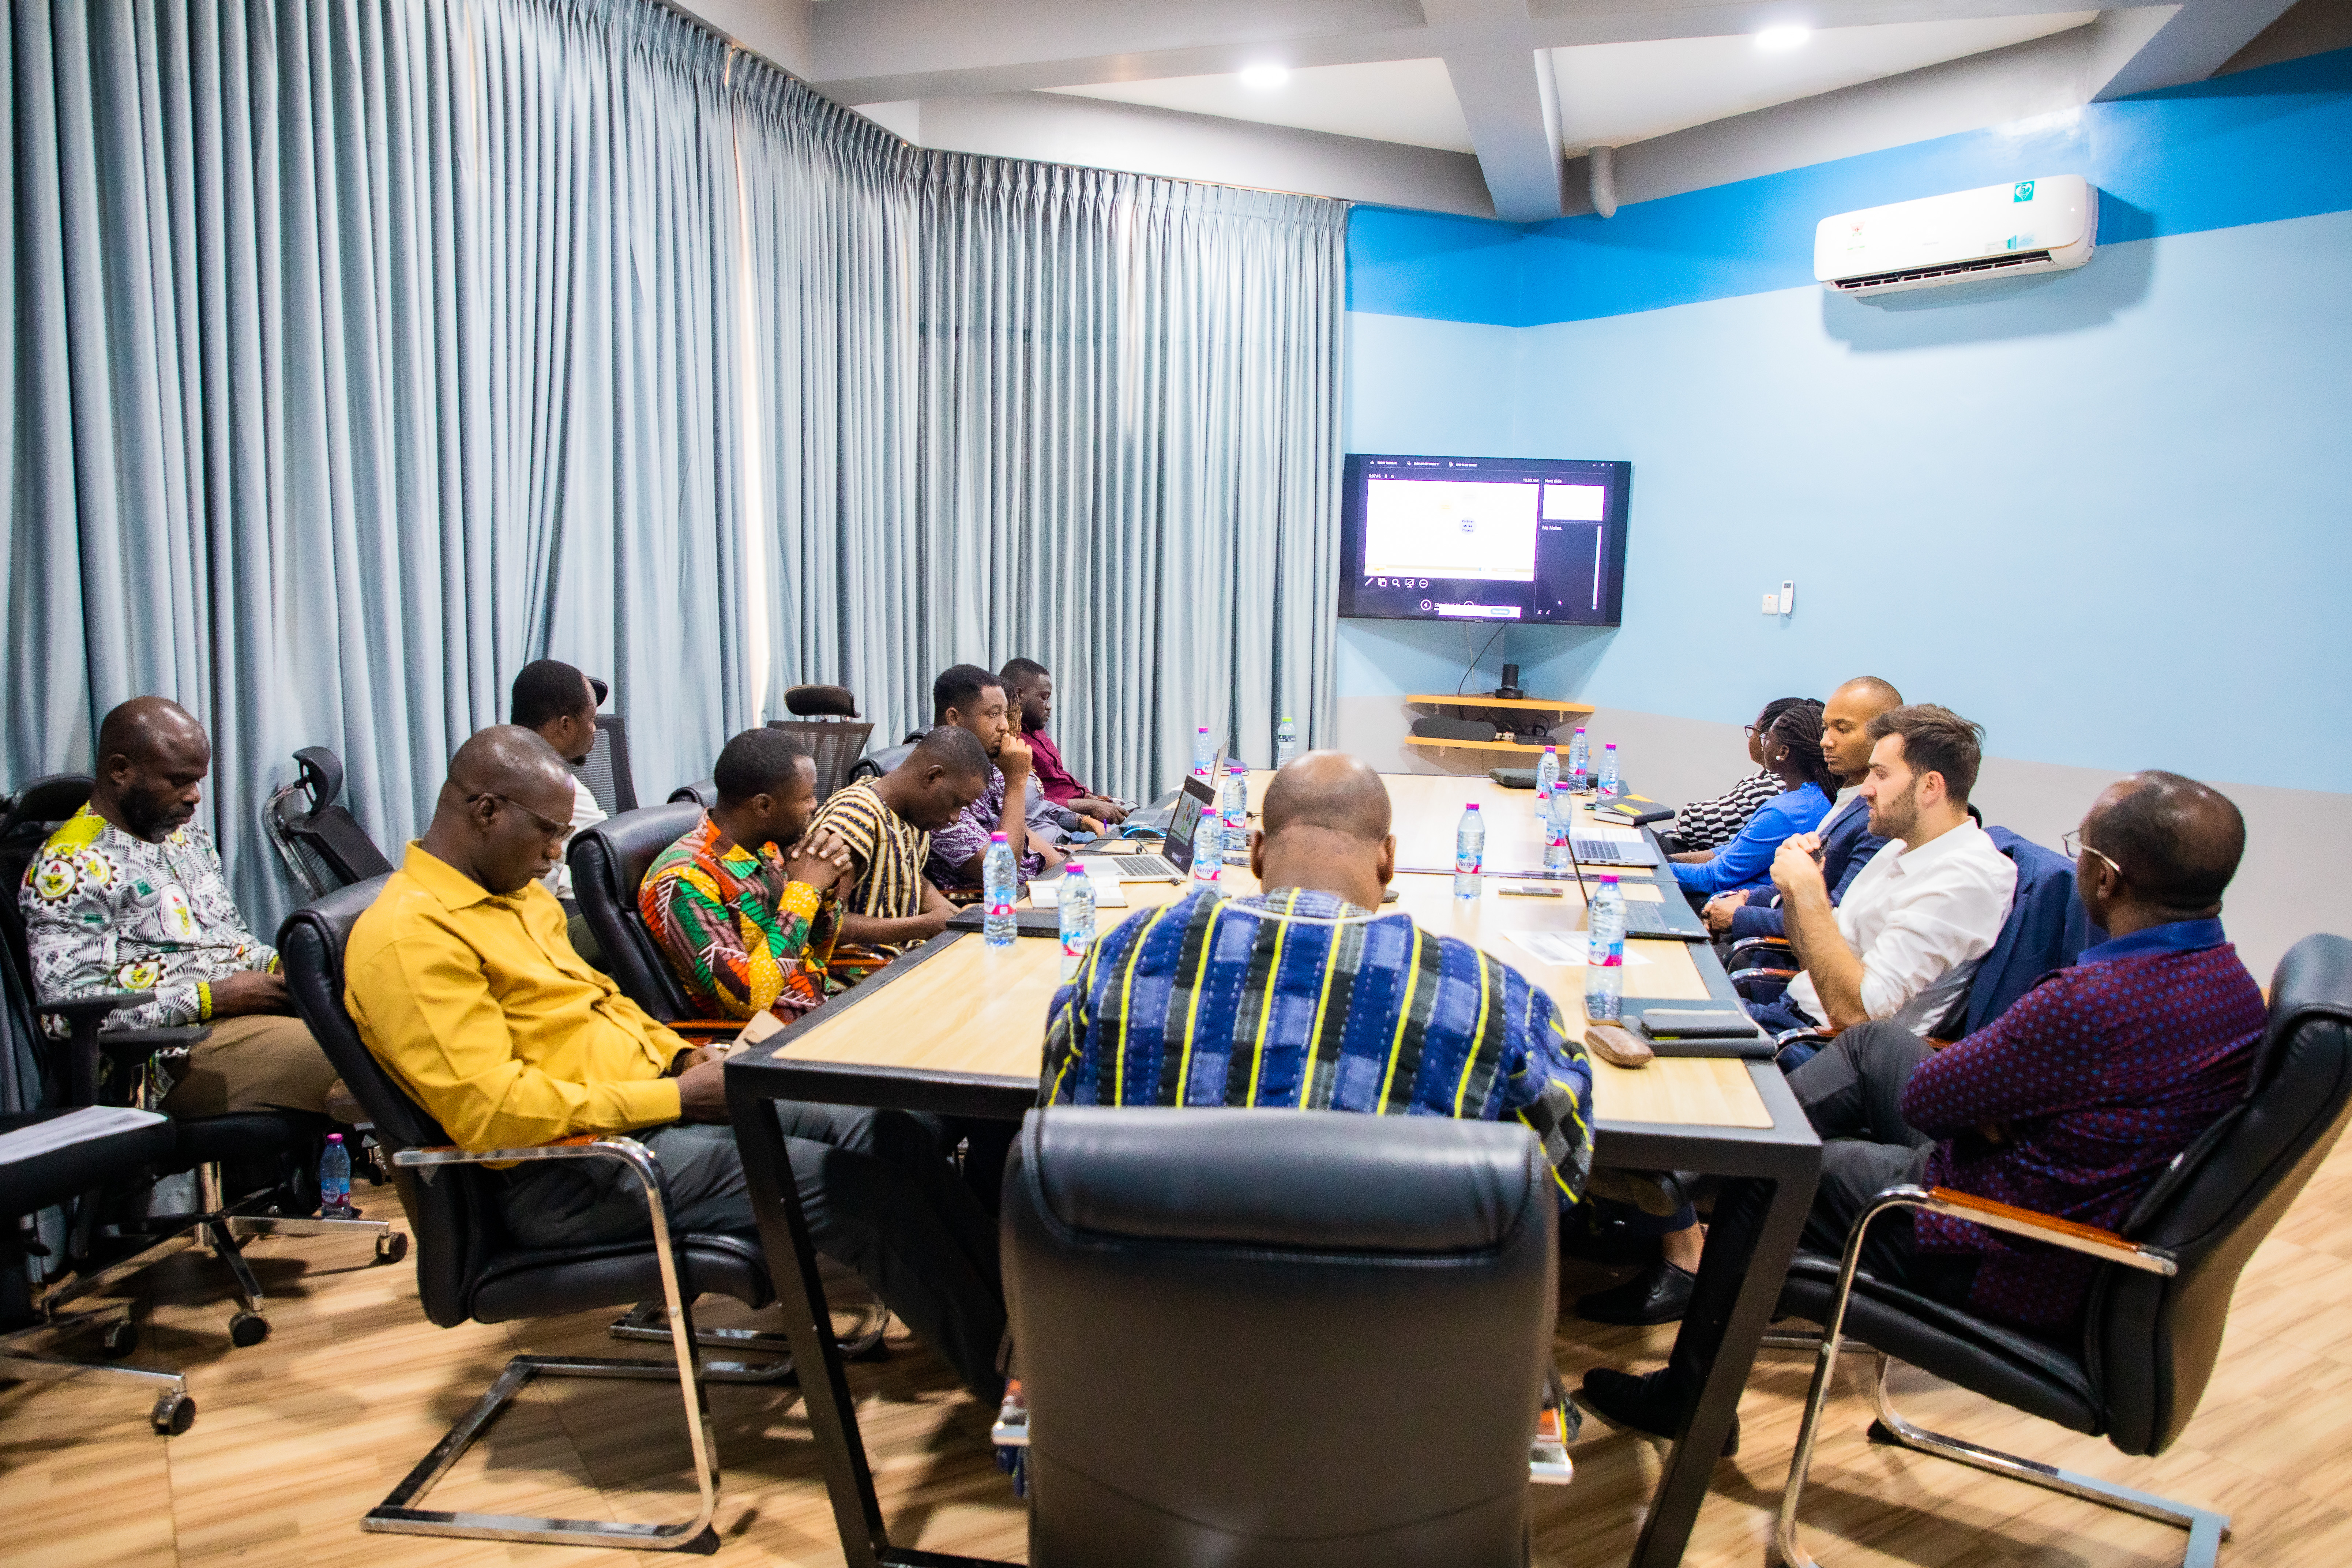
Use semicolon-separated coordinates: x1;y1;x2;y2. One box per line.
169;1113;304;1168
0;1111;179;1214
1778;1252;2102;1434
469;1231;774;1324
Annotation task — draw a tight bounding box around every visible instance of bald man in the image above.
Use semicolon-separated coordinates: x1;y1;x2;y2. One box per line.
20;698;335;1115
1040;751;1597;1206
1582;770;2267;1451
343;728;1006;1398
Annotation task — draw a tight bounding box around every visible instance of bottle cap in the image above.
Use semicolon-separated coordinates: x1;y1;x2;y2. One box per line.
327;1133;344;1144
1466;803;1480;811
990;831;1008;843
1575;727;1587;734
1545;745;1556;753
1599;873;1618;884
1604;742;1617;750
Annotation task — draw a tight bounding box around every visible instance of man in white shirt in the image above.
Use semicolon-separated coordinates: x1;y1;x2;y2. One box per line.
1763;703;2017;1068
509;658;608;900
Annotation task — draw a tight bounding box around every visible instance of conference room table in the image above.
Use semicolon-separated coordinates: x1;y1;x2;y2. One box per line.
725;770;1822;1568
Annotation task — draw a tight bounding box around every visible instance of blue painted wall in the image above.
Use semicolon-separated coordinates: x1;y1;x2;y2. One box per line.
1338;49;2352;796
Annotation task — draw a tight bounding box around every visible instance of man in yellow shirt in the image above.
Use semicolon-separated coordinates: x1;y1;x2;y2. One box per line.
344;726;1004;1398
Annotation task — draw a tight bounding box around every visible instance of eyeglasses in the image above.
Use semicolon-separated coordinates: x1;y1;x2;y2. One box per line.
469;792;574;844
2061;828;2121;878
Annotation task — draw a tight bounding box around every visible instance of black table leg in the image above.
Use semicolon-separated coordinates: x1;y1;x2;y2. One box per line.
729;1076;890;1568
1625;1152;1816;1568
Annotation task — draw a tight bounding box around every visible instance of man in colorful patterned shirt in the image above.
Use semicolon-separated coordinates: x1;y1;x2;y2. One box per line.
1041;752;1595;1208
19;698;336;1116
640;730;854;1020
923;665;1065;890
1580;770;2266;1451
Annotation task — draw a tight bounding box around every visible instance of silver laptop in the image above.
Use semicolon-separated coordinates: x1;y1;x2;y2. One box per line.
1569;835;1661;868
1086;748;1221;881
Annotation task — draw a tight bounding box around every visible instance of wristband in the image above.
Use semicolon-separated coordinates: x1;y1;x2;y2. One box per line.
196;980;214;1022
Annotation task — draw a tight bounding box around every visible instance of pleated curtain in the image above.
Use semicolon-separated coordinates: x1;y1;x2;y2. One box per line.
2;0;1343;1105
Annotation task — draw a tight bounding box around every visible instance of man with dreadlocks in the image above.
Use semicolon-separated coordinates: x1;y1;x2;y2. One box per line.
1670;697;1840;901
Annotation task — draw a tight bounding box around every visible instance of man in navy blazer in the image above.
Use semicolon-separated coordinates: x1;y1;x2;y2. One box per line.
1706;676;1902;941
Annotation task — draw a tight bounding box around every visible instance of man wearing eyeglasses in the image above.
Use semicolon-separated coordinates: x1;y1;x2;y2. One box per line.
1580;770;2267;1449
345;727;1007;1400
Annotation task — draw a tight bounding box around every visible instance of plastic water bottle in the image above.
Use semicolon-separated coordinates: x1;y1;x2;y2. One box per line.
1223;763;1249;836
319;1133;353;1219
1566;728;1591;793
1597;741;1621;799
1455;803;1484;899
1275;717;1299;768
1534;744;1560;827
1191;812;1223;883
982;832;1017;947
1057;866;1096;981
1544;798;1571;874
1585;875;1626;1022
1192;725;1216;776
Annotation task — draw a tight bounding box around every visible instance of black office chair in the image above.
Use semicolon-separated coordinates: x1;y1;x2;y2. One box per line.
566;803;707;1026
261;746;395;898
1771;932;2352;1568
0;1107;195;1434
279;878;792;1550
1000;1107;1570;1568
569;713;640;817
846;740;915;787
668;779;718;809
769;685;872;805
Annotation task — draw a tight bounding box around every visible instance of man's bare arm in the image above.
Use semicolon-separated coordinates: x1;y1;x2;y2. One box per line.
1772;834;1869;1030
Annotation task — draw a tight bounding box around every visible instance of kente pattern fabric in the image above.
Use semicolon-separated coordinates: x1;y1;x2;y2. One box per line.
1042;885;1595;1204
801;783;929;950
1673;770;1780;852
1899;925;2265;1331
20;806;278;1033
926;763;1045;888
639;813;837;1020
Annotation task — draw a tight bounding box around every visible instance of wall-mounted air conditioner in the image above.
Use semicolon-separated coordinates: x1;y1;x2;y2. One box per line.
1814;175;2097;297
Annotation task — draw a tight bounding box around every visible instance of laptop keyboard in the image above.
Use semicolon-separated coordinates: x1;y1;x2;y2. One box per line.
1105;855;1181;880
1570;838;1660;867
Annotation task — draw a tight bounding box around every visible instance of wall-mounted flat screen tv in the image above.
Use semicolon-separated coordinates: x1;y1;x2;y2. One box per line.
1338;453;1631;626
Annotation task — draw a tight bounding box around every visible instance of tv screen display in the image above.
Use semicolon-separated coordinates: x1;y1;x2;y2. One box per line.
1338;453;1631;626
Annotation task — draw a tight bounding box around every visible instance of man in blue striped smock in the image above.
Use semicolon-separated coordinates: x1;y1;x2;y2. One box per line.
1041;753;1596;1207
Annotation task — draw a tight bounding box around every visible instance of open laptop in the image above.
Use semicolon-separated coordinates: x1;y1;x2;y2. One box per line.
1557;841;1709;940
1083;748;1221;881
1568;832;1662;869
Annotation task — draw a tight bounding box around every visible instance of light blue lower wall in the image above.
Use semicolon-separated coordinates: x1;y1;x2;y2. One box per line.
1342;208;2352;798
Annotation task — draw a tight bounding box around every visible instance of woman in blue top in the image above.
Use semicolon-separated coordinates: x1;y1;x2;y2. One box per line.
1673;701;1838;898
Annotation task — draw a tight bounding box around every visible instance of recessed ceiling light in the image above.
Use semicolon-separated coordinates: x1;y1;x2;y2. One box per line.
1754;25;1810;52
1238;64;1291;89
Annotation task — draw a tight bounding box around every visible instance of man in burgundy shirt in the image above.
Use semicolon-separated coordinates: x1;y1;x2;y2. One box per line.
999;659;1125;824
1579;770;2265;1453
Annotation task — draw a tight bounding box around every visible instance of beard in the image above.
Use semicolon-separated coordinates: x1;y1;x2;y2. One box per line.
1868;779;1920;841
120;789;193;841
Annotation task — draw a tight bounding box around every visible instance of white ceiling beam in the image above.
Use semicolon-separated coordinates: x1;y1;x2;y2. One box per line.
1421;0;1564;220
2086;0;2303;100
809;0;2165;103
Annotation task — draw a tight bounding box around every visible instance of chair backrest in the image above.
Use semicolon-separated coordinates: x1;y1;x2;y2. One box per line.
565;804;704;1021
669;779;718;809
265;747;395;895
766;719;875;804
848;740;916;787
1950;828;2103;1038
1003;1107;1557;1568
2090;933;2352;1455
568;715;639;817
783;684;858;718
278;877;501;1329
0;775;96;1009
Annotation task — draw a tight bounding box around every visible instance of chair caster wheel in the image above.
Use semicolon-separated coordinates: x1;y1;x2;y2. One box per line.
229;1311;270;1347
101;1318;139;1358
373;1231;409;1266
151;1393;196;1435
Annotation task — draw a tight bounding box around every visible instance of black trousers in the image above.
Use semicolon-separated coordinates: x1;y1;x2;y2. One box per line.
1663;1021;1976;1397
497;1104;1006;1400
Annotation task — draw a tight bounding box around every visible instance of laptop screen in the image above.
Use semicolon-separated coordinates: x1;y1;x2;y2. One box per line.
1164;749;1224;873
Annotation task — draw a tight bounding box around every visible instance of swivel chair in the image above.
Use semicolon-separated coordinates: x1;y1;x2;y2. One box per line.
261;746;395;898
279;878;793;1550
767;684;872;805
1773;932;2352;1568
1000;1108;1571;1568
571;714;640;817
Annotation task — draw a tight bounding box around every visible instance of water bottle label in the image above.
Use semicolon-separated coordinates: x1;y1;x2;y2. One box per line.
987;895;1013;918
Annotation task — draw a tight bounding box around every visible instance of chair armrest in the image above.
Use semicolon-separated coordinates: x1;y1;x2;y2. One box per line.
1920;1187;2177;1275
38;991;156;1029
1727;936;1794;965
1729;965;1799;986
1772;1024;1834;1049
667;1020;741;1042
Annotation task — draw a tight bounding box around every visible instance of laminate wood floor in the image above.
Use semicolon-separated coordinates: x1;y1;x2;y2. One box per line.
7;1135;2349;1568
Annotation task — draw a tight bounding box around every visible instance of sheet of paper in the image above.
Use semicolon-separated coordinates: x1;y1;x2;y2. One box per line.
0;1105;167;1165
1027;869;1128;908
1507;930;1652;969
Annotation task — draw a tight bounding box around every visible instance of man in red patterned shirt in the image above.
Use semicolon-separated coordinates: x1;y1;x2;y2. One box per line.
1580;770;2264;1452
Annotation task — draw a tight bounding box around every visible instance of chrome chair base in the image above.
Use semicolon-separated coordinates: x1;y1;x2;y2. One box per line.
0;1301;195;1434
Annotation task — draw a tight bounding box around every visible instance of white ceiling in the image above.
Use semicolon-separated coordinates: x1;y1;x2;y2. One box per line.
1048;14;2096;157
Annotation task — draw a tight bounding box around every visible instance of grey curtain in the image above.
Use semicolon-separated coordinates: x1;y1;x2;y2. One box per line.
728;66;1344;798
4;0;753;947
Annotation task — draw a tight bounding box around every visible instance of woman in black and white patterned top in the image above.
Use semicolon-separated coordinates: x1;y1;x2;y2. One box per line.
1673;697;1816;851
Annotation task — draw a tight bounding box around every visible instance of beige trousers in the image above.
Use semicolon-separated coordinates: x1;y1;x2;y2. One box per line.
159;1014;339;1118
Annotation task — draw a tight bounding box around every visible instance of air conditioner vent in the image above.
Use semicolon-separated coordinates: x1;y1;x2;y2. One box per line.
1834;250;2055;292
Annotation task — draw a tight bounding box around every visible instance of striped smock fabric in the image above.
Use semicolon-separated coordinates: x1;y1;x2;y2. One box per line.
800;782;930;955
1041;885;1596;1204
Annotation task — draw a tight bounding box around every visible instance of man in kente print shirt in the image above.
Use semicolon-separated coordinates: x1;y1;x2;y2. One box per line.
20;697;337;1115
640;729;857;1022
